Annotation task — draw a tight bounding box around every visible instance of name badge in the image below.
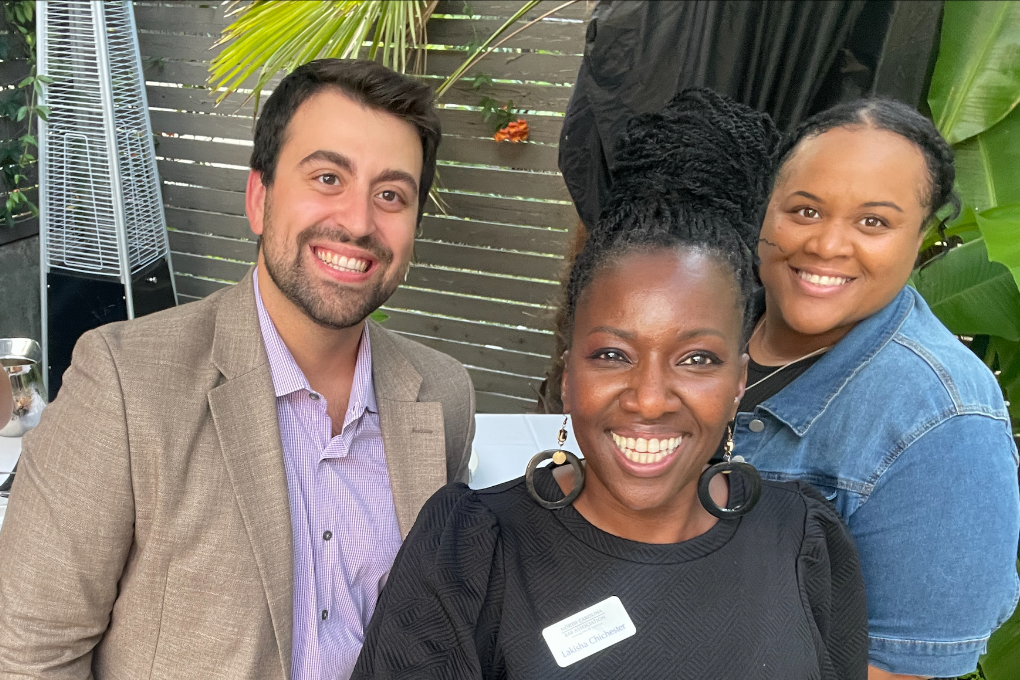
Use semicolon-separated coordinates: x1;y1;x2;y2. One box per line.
542;596;637;667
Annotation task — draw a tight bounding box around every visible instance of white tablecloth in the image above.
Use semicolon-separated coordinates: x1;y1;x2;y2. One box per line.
0;414;576;532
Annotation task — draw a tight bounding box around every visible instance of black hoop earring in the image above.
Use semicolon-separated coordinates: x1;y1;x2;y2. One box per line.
698;424;763;520
525;416;585;510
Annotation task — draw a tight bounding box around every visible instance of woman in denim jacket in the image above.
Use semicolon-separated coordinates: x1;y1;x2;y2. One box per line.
736;99;1020;680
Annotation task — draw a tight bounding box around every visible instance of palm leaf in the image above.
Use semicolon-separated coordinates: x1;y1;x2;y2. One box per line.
208;1;432;112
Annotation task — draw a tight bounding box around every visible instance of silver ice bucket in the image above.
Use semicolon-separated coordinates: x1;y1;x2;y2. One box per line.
0;338;47;437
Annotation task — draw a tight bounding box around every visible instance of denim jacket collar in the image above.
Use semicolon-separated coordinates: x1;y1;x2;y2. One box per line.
758;286;916;436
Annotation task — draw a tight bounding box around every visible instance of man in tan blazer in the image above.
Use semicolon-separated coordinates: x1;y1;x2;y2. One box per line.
0;60;474;679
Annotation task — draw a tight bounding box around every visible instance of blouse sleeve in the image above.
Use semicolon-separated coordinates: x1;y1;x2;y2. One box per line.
352;482;503;680
795;483;870;680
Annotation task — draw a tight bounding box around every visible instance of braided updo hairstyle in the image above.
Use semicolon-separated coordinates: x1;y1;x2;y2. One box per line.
562;88;782;346
776;98;960;233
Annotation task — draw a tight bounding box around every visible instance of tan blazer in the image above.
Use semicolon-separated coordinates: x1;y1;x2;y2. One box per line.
0;272;475;680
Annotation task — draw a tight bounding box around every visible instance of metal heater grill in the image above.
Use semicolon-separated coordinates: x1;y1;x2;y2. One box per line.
40;0;170;278
38;0;178;398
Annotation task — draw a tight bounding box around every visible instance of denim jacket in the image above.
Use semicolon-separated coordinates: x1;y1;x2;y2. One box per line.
735;286;1020;678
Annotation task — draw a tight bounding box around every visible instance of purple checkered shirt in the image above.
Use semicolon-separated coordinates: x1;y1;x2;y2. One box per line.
254;272;403;680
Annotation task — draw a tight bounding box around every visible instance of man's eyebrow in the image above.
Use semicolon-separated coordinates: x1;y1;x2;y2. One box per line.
862;201;904;212
298;150;354;173
376;169;419;197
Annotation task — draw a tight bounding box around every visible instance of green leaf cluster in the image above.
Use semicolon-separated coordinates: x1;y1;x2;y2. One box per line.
208;1;433;115
922;3;1020;678
478;96;519;134
0;0;47;228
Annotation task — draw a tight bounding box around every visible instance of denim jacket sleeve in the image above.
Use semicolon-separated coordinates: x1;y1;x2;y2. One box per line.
846;413;1020;677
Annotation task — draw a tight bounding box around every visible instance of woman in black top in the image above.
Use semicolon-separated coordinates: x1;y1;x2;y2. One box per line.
352;90;868;680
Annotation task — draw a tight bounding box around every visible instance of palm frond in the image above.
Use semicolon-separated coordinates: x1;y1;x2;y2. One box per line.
208;1;432;113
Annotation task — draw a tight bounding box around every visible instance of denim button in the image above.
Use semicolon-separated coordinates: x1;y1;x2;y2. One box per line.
749;419;765;433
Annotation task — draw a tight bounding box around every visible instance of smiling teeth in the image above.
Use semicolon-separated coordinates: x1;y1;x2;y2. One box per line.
315;248;369;273
611;432;682;464
798;270;851;287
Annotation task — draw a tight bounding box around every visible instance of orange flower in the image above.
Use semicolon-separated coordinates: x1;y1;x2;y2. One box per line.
494;118;529;142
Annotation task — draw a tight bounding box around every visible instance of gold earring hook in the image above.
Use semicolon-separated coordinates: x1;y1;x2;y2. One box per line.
553;415;568;464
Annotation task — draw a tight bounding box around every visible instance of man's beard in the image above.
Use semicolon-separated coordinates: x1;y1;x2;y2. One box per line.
261;203;400;330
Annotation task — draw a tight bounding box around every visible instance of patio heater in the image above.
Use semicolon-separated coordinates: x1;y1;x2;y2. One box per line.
37;0;177;399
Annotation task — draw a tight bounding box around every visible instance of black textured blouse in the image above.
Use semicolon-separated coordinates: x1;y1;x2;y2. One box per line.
352;468;868;680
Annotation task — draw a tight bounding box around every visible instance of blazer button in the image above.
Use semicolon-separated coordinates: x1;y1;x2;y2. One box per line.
749;419;765;433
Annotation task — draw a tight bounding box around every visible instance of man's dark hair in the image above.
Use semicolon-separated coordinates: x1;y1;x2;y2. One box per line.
564;88;782;345
776;98;960;233
250;58;441;222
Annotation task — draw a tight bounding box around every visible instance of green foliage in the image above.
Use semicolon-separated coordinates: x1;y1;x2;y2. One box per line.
953;104;1020;213
0;0;48;228
923;4;1020;678
979;563;1020;679
208;1;433;114
478;96;519;133
928;2;1020;145
910;238;1020;342
468;73;494;90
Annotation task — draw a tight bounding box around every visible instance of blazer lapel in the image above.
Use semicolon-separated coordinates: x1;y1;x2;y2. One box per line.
369;321;447;537
208;271;294;679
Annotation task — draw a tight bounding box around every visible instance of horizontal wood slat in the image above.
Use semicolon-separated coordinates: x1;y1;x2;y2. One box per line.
387;286;552;329
414;240;563;280
474;390;534;414
174;273;232;298
436;163;569;201
432;190;574;229
166;206;250;240
396;330;549;378
465;365;541;400
426;50;582;83
428;18;582;54
408;265;558;306
378;307;554;355
169;229;256;263
420;215;569;253
434;0;589;21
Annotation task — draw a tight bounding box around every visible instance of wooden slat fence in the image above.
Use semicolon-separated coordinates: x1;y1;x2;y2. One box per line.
0;15;39;245
135;0;585;412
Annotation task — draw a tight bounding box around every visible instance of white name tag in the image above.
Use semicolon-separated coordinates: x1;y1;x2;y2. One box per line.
542;596;637;667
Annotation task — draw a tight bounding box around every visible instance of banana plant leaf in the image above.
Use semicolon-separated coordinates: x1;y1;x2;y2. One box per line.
910;238;1020;342
976;203;1020;290
920;206;981;252
980;561;1020;679
928;1;1020;145
954;104;1020;212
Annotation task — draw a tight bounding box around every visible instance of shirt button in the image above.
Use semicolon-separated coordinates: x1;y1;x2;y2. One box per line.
308;392;321;401
321;609;328;621
749;419;765;433
323;530;333;541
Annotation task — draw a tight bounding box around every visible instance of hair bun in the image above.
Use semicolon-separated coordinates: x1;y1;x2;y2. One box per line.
609;88;782;250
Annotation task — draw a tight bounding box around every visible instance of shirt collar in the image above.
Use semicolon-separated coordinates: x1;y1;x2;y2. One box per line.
253;269;377;417
757;285;916;436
